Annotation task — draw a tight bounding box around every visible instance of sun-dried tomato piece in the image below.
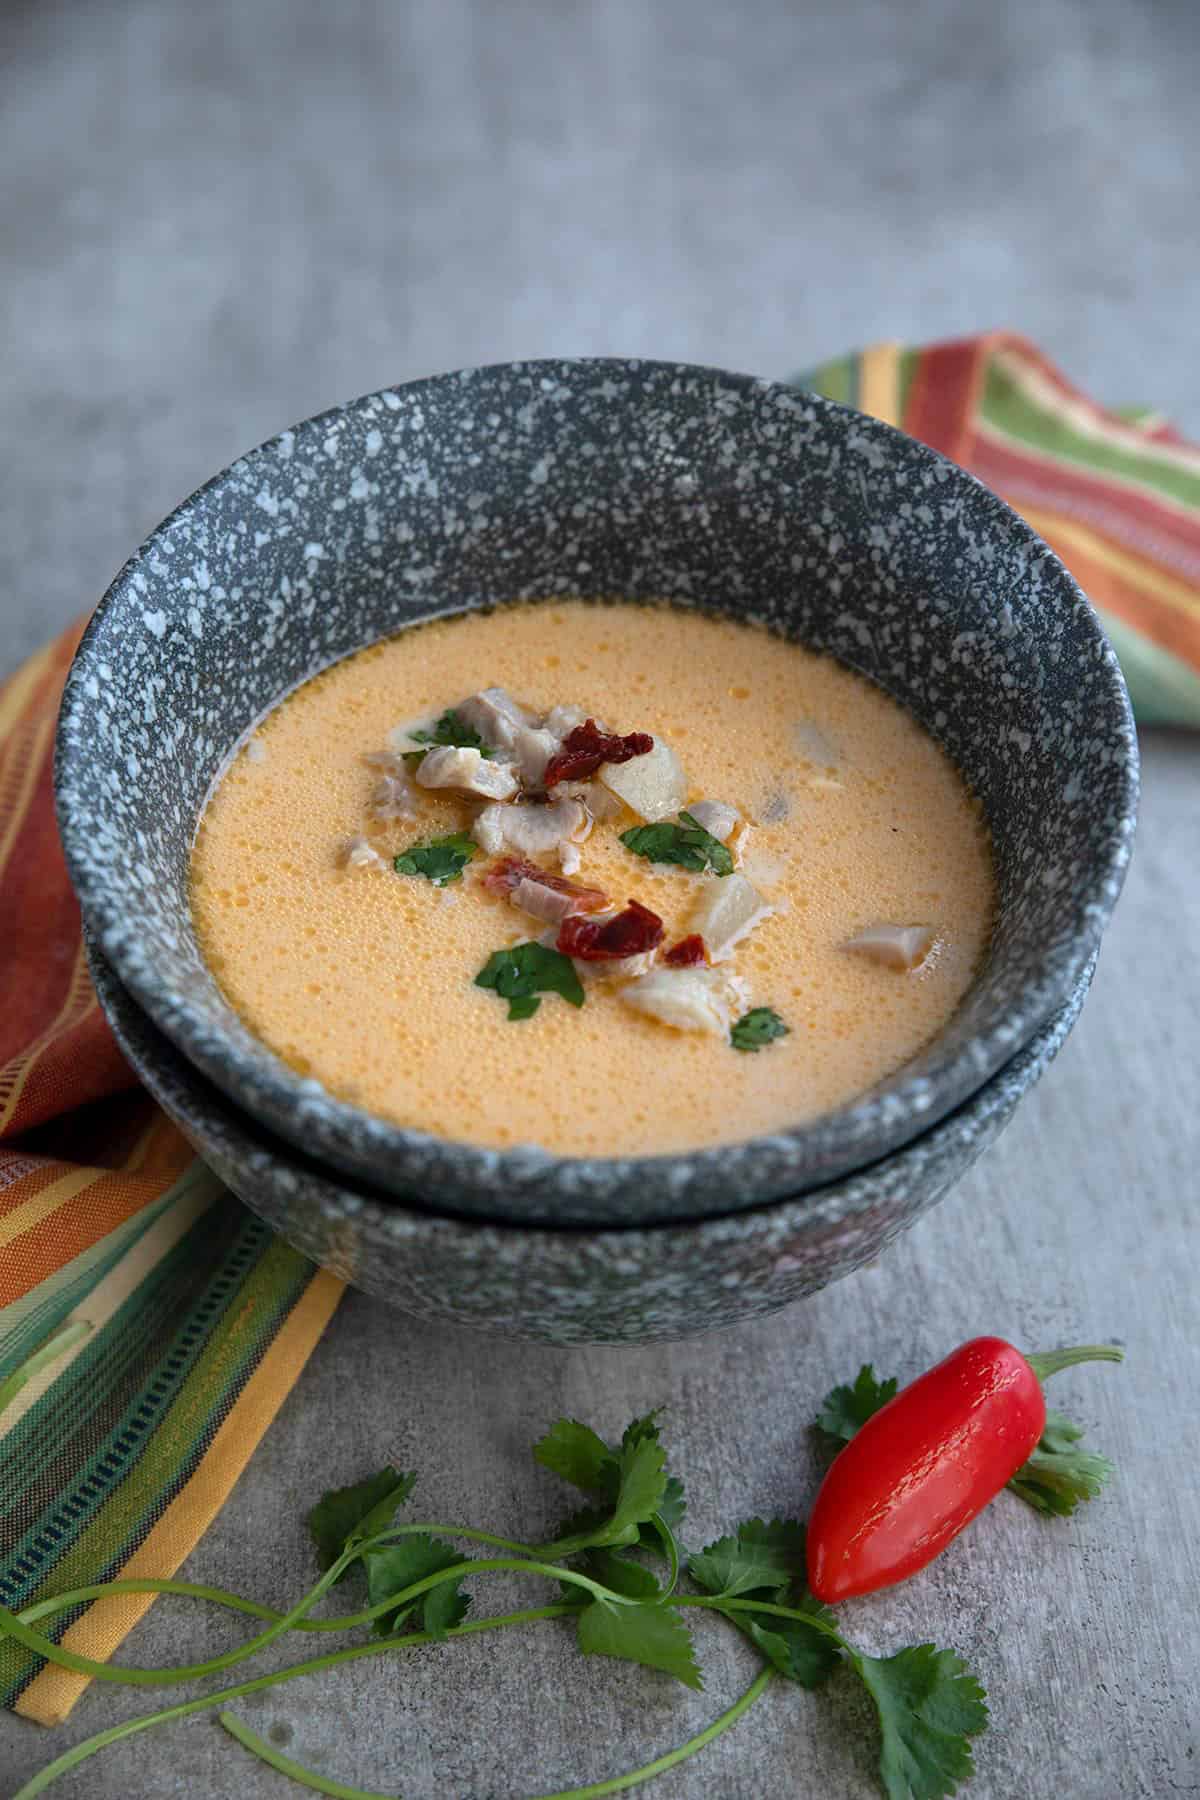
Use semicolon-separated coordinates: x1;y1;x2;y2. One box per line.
663;934;708;968
543;719;654;787
481;855;609;914
557;898;665;961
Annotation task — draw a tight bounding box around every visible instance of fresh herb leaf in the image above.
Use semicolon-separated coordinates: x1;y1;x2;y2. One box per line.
816;1364;900;1446
689;1519;841;1691
306;1469;416;1581
847;1643;988;1800
576;1598;703;1690
533;1419;615;1494
407;709;494;758
536;1413;685;1559
475;941;586;1020
621;1411;687;1539
740;1608;841;1690
605;1436;669;1544
577;1549;663;1601
393;831;478;886
688;1518;805;1601
1007;1410;1115;1516
620;812;734;877
729;1007;790;1053
364;1535;470;1640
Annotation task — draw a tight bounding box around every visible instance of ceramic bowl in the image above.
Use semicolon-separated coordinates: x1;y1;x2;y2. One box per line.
89;941;1093;1344
56;360;1137;1226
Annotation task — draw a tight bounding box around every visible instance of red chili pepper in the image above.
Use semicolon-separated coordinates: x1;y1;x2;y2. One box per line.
543;719;654;787
557;899;664;961
806;1337;1119;1604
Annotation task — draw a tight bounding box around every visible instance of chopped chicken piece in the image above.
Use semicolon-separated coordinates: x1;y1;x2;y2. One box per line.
343;835;386;871
620;966;740;1035
563;780;624;822
686;799;741;842
414;745;519;801
508;724;560;789
843;923;937;972
472;797;586;856
574;950;659;983
689;872;775;961
454;687;534;754
598;736;687;821
369;772;417;822
543;702;591;740
559;840;582;876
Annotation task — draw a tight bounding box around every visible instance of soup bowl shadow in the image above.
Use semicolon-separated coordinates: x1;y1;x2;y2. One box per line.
89;941;1093;1346
56;360;1138;1226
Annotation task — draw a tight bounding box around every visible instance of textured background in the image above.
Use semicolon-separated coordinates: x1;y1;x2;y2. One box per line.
2;1;1197;1795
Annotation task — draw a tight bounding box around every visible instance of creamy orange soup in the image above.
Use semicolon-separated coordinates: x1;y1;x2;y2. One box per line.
191;601;993;1156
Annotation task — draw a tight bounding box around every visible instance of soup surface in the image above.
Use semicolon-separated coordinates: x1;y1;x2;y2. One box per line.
191;601;994;1156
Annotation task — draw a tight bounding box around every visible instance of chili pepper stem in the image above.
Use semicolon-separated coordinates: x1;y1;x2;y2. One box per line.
1025;1345;1124;1381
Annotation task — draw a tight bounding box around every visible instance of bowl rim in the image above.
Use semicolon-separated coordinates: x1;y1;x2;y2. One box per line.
88;936;1095;1251
56;356;1139;1221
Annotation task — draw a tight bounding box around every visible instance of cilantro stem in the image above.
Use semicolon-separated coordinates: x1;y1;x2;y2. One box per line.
673;1594;848;1648
12;1606;576;1800
0;1319;92;1419
535;1668;774;1799
218;1666;775;1800
1025;1345;1124;1381
12;1526;552;1652
0;1542;363;1688
649;1516;681;1600
219;1713;397;1799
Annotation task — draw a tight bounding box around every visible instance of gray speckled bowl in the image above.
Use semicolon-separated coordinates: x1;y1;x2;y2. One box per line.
56;359;1137;1227
89;940;1093;1344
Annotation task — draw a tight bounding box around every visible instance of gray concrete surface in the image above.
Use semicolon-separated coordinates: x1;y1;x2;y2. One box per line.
2;1;1197;1795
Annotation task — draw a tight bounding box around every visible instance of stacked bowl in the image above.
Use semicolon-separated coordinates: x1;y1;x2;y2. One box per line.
56;360;1138;1343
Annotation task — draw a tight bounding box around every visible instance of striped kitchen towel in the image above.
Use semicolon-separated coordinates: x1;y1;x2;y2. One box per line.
800;331;1200;726
0;333;1194;1728
0;625;344;1726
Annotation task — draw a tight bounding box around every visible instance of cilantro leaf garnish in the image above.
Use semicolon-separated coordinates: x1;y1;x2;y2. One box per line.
393;831;478;886
306;1468;416;1581
847;1643;989;1800
730;1007;790;1053
576;1598;703;1689
620;811;734;876
576;1548;663;1601
816;1364;899;1446
688;1517;805;1601
475;941;585;1020
364;1534;470;1640
407;708;494;757
1007;1410;1115;1516
533;1418;615;1492
690;1519;840;1691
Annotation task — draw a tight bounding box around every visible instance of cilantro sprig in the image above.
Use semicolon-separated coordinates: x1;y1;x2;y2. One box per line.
21;1391;1122;1800
475;940;586;1020
730;1006;789;1052
620;810;734;876
406;708;494;757
393;830;478;886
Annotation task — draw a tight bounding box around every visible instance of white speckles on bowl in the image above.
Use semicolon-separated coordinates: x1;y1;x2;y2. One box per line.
89;941;1094;1345
56;360;1137;1226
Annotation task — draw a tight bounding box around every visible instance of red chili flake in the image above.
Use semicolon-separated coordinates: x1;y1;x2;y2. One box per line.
663;934;707;968
557;898;665;961
481;855;609;914
543;719;654;787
